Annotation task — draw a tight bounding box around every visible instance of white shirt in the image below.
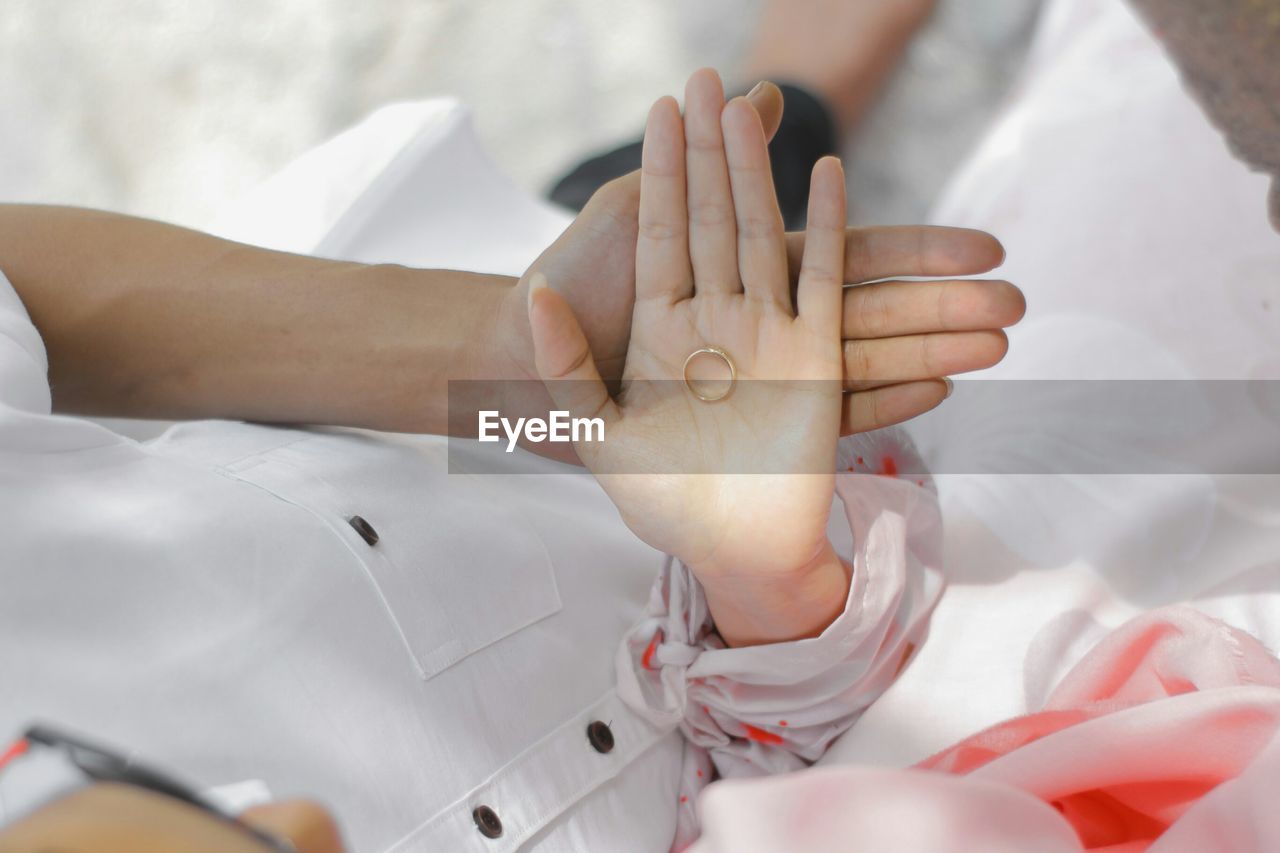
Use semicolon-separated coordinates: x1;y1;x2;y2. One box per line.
0;105;941;850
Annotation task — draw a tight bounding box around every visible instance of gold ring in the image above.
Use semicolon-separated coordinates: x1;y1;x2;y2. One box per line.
683;346;736;402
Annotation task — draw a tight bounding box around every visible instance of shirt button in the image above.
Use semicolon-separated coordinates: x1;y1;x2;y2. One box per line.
472;804;503;839
346;515;379;546
586;720;615;754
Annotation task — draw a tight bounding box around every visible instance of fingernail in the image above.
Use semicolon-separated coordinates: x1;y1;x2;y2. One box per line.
943;377;954;399
527;271;548;312
746;81;766;99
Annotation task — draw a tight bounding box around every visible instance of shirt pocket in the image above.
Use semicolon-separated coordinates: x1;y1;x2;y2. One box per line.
218;435;562;680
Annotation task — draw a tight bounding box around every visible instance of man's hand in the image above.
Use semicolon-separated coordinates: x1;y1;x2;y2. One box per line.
492;70;1023;457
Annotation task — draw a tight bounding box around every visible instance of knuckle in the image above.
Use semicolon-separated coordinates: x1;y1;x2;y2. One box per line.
935;282;954;329
856;390;882;432
919;334;938;374
801;243;843;279
685;131;725;152
843;232;871;279
860;287;892;336
638;217;684;242
844;340;873;380
802;263;841;287
557;341;594;380
688;200;734;228
642;160;682;180
738;214;782;241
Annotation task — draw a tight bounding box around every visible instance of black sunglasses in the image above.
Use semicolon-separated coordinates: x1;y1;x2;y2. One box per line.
2;724;293;852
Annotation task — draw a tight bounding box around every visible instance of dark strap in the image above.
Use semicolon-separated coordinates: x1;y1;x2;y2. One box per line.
547;83;838;230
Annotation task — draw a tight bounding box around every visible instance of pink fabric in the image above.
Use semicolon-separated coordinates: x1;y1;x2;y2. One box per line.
689;606;1280;853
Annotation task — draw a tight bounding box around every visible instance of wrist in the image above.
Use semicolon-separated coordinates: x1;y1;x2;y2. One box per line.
462;274;586;464
481;274;538;384
349;265;517;436
421;269;528;438
696;539;851;648
458;274;543;416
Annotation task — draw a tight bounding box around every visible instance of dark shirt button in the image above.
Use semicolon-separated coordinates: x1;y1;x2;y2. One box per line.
586;720;615;754
346;515;379;546
472;804;503;839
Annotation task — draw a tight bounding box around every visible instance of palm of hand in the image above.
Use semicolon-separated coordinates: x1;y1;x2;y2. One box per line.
600;296;841;578
530;84;849;583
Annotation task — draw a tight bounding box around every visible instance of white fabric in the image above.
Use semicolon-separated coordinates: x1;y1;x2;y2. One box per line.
6;2;1278;847
207;98;574;275
821;0;1280;772
0;101;935;851
0;355;672;851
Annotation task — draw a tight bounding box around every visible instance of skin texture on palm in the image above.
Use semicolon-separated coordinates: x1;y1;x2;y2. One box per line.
529;72;861;647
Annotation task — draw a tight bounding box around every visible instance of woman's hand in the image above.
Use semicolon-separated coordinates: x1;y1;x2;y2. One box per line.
528;73;855;646
494;73;1022;461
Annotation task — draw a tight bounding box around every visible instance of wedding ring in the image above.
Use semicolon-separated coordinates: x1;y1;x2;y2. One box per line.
683;346;736;402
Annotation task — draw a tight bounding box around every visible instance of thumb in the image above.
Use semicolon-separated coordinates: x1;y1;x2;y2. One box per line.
527;272;620;462
746;80;785;142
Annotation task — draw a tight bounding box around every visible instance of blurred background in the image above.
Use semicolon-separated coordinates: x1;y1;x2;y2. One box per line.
0;0;1043;232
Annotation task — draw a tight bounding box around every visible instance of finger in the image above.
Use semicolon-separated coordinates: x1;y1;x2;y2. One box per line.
843;330;1008;391
240;801;346;853
722;96;790;309
786;226;1006;285
527;273;620;464
842;379;951;435
796;156;847;336
842;278;1026;339
637;96;692;303
683;68;740;294
571;80;784;247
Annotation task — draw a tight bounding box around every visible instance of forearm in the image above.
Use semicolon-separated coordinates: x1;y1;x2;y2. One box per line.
0;204;517;433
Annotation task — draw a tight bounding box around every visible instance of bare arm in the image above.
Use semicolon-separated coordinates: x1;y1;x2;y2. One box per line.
0;204;514;434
